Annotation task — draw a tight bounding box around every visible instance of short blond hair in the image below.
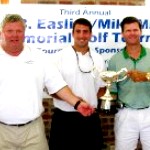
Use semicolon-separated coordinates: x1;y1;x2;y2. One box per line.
0;14;26;31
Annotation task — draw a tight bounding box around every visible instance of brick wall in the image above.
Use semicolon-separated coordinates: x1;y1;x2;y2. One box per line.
21;0;145;5
0;0;145;5
100;112;115;147
42;98;53;139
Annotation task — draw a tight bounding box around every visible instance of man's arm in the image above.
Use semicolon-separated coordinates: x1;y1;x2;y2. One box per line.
54;86;95;116
128;70;150;82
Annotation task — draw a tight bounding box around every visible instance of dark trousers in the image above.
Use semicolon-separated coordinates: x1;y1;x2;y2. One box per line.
49;108;103;150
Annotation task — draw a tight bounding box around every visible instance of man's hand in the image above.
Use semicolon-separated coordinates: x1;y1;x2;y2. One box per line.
76;100;95;117
128;70;147;82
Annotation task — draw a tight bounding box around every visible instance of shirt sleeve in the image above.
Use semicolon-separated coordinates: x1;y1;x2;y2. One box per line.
43;55;67;94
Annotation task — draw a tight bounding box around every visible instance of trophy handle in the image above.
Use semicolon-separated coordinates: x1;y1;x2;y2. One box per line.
116;68;128;82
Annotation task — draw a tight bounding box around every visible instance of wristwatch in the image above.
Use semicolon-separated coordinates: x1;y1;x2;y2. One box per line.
146;72;150;81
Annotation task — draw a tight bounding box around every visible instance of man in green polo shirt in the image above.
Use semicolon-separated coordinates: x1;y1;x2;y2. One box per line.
108;16;150;150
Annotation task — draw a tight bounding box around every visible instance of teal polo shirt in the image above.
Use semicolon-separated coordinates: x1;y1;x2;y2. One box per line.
108;46;150;109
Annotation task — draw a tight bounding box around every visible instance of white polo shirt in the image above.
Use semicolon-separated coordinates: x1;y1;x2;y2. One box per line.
0;45;67;124
52;45;106;112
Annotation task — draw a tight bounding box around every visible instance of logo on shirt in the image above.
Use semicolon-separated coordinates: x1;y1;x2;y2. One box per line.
25;60;34;64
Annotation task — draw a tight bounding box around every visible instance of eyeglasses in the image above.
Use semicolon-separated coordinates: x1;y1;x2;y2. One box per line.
73;47;94;73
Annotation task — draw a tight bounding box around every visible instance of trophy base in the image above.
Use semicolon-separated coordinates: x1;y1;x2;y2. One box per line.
98;99;118;115
99;107;118;115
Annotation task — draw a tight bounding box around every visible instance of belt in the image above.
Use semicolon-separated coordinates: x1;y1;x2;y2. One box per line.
0;120;33;127
121;103;149;110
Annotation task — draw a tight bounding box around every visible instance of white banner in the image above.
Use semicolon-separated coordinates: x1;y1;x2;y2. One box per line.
0;5;150;64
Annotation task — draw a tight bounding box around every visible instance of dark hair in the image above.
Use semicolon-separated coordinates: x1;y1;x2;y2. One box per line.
72;18;92;33
120;16;142;32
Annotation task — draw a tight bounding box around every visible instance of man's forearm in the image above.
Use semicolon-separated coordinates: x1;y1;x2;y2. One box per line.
54;85;95;116
128;70;149;82
55;86;82;106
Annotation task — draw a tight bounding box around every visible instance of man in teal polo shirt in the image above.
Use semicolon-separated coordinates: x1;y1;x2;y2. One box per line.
108;16;150;150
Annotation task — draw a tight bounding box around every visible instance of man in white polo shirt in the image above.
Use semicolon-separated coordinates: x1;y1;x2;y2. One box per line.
49;18;106;150
0;14;94;150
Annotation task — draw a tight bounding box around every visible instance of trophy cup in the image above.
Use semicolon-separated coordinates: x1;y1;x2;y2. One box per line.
93;68;128;112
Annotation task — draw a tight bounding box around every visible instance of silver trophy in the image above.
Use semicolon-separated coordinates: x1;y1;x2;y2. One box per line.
93;68;128;111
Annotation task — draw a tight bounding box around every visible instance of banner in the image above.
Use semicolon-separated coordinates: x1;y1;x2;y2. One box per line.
0;4;150;64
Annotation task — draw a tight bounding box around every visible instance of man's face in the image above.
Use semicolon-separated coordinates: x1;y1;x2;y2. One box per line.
0;21;25;49
122;22;142;45
72;24;92;48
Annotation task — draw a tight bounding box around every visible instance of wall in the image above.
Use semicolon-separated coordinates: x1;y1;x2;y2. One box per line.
0;0;145;5
21;0;145;5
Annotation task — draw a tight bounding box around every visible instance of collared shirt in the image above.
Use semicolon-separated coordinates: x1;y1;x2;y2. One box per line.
52;45;106;111
108;45;150;109
0;45;67;124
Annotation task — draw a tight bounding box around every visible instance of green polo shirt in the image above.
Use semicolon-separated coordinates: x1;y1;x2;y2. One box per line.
108;45;150;109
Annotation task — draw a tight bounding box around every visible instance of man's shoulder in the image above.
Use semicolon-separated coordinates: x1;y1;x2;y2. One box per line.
144;46;150;52
24;45;48;63
24;45;43;54
110;50;123;60
62;45;73;52
90;49;103;58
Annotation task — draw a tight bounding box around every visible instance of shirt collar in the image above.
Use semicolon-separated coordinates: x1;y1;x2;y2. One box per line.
123;45;146;60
